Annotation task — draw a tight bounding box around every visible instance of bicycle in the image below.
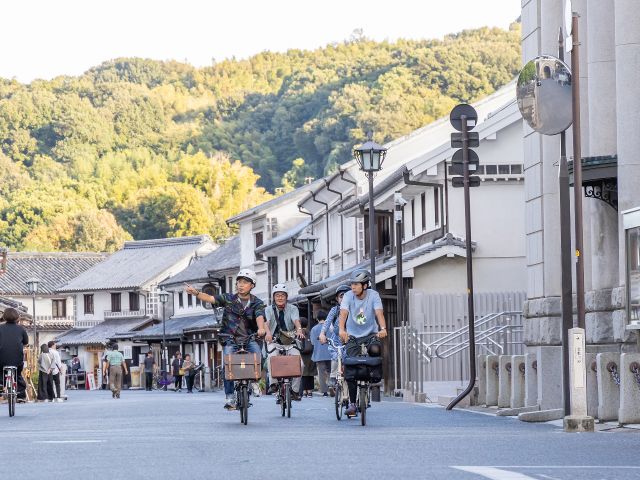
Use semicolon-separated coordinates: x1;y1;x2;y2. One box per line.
219;333;261;426
192;363;205;392
266;340;302;418
152;371;174;390
3;366;17;417
343;335;383;426
327;338;349;421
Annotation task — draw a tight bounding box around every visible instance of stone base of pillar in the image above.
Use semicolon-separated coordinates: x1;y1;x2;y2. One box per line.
563;415;595;432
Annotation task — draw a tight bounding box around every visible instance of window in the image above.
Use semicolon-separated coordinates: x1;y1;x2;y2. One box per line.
285;259;289;281
111;293;121;312
129;292;139;311
254;231;264;249
290;258;294;279
510;164;523;174
52;299;66;318
296;256;300;275
485;165;497;175
434;188;440;226
83;294;94;314
196;296;201;306
421;193;426;231
187;294;193;307
498;164;510;174
411;199;416;237
401;207;405;240
627;226;640;322
178;292;184;308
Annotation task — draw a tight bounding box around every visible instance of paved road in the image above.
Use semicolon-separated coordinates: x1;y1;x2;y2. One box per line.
2;390;639;480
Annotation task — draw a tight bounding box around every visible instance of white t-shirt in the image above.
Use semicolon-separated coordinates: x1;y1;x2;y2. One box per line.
340;289;383;337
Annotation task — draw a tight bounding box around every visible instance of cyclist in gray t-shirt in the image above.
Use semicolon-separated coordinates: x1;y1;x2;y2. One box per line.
337;269;387;417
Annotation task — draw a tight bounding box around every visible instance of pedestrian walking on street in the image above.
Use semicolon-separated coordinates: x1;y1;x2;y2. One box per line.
48;340;63;402
37;343;54;402
143;351;155;391
105;343;128;399
338;270;387;417
172;351;183;391
185;268;270;410
182;354;196;393
0;307;29;402
299;317;316;397
310;310;332;397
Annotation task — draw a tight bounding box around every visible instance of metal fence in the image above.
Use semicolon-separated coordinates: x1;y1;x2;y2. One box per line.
394;290;525;395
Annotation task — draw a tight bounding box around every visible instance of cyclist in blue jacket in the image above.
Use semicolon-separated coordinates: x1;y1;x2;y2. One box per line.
319;284;350;394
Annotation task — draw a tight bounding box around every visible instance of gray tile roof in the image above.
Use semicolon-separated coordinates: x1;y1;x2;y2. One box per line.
254;220;310;255
57;236;212;292
0;252;107;295
160;236;240;287
0;296;29;317
56;317;153;346
131;313;217;340
226;180;323;224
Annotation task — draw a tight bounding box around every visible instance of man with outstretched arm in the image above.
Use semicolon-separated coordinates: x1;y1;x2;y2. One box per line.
185;269;271;409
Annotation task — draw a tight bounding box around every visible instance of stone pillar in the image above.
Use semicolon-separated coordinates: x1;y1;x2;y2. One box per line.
618;353;640;424
204;341;212;392
510;355;526;408
525;352;538;407
536;346;564;410
485;355;499;407
587;0;619;294
616;0;640;282
498;356;512;408
585;352;599;418
596;352;620;421
477;355;487;406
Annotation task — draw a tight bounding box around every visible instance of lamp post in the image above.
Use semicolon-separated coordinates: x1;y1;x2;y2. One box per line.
293;229;319;323
353;135;387;288
26;278;40;356
158;288;170;391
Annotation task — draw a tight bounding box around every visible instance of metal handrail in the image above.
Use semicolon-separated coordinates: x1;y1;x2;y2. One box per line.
426;310;520;355
435;323;523;358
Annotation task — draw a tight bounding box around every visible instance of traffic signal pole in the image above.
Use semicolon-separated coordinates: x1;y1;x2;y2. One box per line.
447;114;477;410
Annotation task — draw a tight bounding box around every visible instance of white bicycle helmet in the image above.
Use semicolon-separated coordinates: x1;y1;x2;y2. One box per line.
272;283;288;297
236;268;257;285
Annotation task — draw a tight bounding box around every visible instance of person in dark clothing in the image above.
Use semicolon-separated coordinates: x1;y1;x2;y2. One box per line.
182;353;196;393
299;317;317;397
171;351;183;392
37;343;54;401
143;351;155;391
0;308;29;400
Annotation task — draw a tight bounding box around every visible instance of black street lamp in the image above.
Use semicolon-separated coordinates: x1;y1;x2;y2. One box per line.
158;288;170;391
353;135;387;288
293;228;319;323
26;277;40;355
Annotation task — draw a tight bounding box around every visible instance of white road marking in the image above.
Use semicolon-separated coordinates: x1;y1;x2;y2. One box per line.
33;440;104;444
452;466;538;480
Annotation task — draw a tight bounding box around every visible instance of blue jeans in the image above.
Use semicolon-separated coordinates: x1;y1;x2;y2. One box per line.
222;340;262;395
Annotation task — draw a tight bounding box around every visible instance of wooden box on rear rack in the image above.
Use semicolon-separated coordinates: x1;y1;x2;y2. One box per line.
224;353;261;380
269;355;302;378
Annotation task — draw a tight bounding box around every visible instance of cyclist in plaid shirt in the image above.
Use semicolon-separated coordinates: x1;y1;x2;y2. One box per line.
185;269;272;409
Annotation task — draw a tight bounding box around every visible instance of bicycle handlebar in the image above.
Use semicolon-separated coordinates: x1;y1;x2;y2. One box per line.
218;332;259;346
326;338;345;349
266;342;303;354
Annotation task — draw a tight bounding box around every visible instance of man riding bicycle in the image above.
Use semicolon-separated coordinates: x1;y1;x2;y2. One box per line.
186;269;271;410
337;270;387;417
0;308;29;402
264;284;304;400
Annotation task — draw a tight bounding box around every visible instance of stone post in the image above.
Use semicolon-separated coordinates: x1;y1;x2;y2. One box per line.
563;328;594;431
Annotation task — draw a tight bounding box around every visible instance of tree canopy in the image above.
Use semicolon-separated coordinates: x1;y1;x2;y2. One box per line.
0;24;521;252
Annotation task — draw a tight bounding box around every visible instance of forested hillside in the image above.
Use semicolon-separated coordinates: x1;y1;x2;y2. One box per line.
0;24;520;251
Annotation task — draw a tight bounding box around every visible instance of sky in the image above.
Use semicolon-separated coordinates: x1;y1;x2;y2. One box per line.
1;0;521;83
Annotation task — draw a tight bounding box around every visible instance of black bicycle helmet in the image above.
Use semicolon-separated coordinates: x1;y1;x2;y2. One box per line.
349;269;371;284
335;284;350;296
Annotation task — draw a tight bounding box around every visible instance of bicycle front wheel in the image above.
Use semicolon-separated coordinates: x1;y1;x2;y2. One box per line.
359;385;368;426
280;384;286;417
335;383;343;420
194;373;202;392
9;391;15;417
241;385;249;425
